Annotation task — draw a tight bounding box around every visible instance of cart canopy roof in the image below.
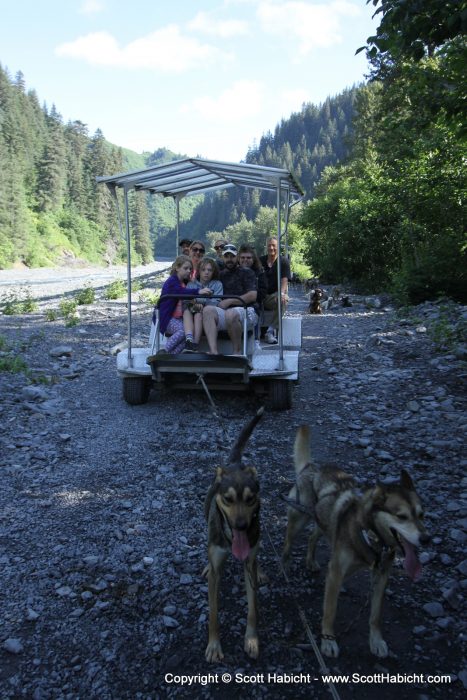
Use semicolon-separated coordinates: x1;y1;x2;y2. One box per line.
97;157;304;201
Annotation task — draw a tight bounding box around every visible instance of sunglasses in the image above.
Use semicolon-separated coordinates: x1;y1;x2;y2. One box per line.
191;247;205;253
214;245;225;251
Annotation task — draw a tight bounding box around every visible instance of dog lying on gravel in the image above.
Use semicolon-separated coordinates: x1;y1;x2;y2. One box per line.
282;426;430;658
204;407;264;663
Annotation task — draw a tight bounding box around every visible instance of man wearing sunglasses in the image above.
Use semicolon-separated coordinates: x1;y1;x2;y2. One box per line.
203;244;257;355
213;239;228;270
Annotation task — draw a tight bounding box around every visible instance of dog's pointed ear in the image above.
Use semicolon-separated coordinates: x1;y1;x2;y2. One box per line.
400;469;414;491
245;466;257;478
372;484;386;504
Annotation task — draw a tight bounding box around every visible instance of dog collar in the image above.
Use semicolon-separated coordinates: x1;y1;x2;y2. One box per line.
360;528;392;567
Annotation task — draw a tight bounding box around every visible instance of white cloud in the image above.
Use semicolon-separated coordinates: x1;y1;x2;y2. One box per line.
188;10;249;37
182;80;264;121
257;0;360;55
55;25;228;72
79;0;105;14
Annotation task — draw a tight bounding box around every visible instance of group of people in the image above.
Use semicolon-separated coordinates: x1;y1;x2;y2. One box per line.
158;236;291;355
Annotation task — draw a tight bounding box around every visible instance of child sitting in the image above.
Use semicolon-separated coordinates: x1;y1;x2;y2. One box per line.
158;256;212;354
183;258;223;351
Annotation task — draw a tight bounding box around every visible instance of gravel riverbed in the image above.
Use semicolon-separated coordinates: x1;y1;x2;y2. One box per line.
0;268;466;699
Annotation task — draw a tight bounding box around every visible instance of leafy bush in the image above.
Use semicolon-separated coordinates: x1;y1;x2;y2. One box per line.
138;289;160;306
104;280;127;300
75;285;96;305
45;309;58;322
59;299;79;326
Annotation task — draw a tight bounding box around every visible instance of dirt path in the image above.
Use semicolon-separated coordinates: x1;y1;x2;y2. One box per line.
0;281;465;699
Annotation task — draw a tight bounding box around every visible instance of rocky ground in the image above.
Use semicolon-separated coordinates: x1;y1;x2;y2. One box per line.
0;271;466;700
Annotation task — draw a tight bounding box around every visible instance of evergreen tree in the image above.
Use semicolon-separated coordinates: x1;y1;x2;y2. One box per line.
37;105;67;211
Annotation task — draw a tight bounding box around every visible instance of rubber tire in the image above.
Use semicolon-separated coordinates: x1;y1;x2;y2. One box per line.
122;377;151;405
269;379;293;411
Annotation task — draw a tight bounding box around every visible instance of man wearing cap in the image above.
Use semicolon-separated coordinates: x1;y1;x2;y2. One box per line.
179;239;192;256
202;244;257;355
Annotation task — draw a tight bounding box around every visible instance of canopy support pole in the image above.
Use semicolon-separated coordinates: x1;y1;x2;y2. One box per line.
123;186;133;368
276;180;284;370
175;195;181;258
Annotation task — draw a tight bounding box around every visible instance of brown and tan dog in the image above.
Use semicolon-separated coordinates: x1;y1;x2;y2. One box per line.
309;288;323;314
204;407;264;662
283;426;430;658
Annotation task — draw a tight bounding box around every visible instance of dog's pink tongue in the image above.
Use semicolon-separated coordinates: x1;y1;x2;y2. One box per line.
232;529;250;561
401;537;422;581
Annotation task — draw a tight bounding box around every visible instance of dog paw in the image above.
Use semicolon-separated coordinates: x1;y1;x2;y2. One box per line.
205;639;224;663
201;564;210;579
244;635;259;659
321;638;339;658
370;634;388;658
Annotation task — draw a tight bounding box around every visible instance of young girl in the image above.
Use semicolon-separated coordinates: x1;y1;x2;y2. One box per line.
183;258;223;351
158;256;212;354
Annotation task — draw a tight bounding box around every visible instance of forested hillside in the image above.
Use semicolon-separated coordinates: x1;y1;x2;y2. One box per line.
173;88;358;251
0;67;197;268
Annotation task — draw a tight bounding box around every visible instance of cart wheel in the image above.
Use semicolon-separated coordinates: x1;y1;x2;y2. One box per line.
269;379;293;411
122;377;151;405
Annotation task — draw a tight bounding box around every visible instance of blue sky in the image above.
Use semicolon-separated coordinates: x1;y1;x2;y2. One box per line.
1;0;378;162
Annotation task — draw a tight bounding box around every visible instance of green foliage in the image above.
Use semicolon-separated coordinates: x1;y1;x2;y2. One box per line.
104;279;127;300
138;289;160;306
1;288;38;314
362;1;466;67
0;335;28;374
428;313;466;352
45;309;58;322
75;285;96;305
59;299;79;326
298;36;466;300
0;353;28;374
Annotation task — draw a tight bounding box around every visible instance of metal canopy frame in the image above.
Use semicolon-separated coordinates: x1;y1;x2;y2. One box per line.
97;157;304;369
97;157;304;200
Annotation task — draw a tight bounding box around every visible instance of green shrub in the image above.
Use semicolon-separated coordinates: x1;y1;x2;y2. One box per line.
45;309;58;322
59;299;80;326
104;279;127;300
75;285;96;305
0;353;28;374
138;289;160;306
